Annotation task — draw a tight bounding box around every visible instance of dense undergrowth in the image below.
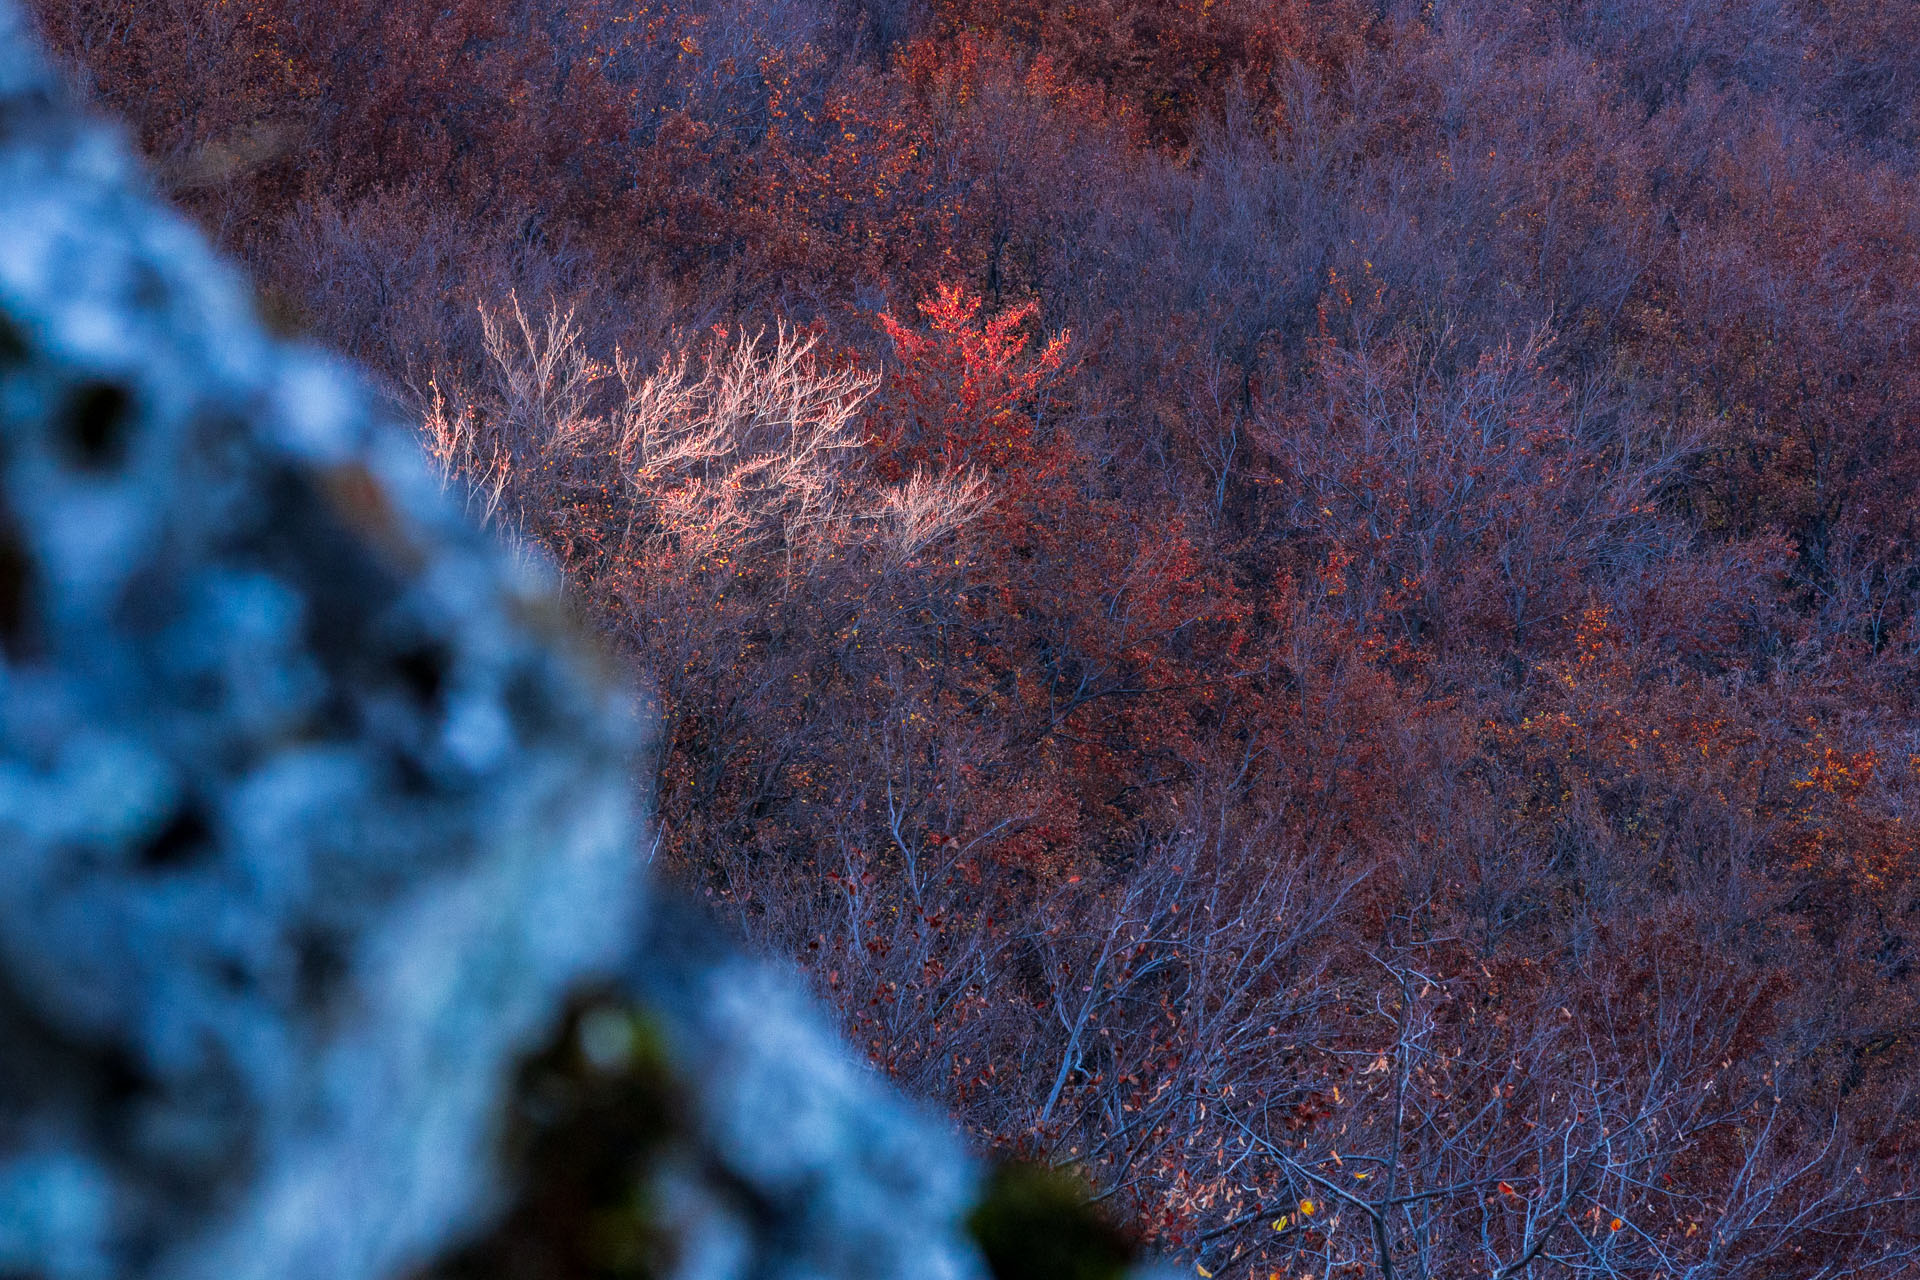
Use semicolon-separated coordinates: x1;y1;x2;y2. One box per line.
33;0;1920;1273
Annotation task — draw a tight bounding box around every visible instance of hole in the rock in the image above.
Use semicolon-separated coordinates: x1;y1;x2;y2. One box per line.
62;380;135;471
0;313;27;366
395;642;451;708
0;506;32;660
138;803;213;870
99;1043;153;1108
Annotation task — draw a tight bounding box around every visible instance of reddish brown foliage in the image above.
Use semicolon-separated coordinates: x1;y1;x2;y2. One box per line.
33;0;1920;1273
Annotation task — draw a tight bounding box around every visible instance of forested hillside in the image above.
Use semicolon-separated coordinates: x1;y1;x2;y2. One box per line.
30;0;1920;1273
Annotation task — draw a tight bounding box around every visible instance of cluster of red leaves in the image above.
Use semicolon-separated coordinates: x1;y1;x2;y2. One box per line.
34;0;1920;1274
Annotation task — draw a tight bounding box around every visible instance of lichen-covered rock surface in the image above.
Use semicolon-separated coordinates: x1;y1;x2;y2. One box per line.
0;7;1138;1280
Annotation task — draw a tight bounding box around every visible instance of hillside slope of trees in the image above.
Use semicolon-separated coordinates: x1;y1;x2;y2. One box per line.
32;0;1920;1273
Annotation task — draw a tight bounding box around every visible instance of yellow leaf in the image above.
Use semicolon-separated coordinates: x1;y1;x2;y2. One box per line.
1197;1267;1212;1278
1272;1215;1290;1232
1300;1199;1316;1217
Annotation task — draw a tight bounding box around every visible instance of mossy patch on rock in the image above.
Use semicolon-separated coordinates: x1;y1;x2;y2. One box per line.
968;1161;1136;1280
425;994;684;1280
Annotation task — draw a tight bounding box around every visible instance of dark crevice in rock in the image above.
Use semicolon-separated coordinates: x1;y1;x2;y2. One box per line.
0;492;32;659
393;642;451;710
137;803;214;871
0;312;27;365
60;380;135;471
